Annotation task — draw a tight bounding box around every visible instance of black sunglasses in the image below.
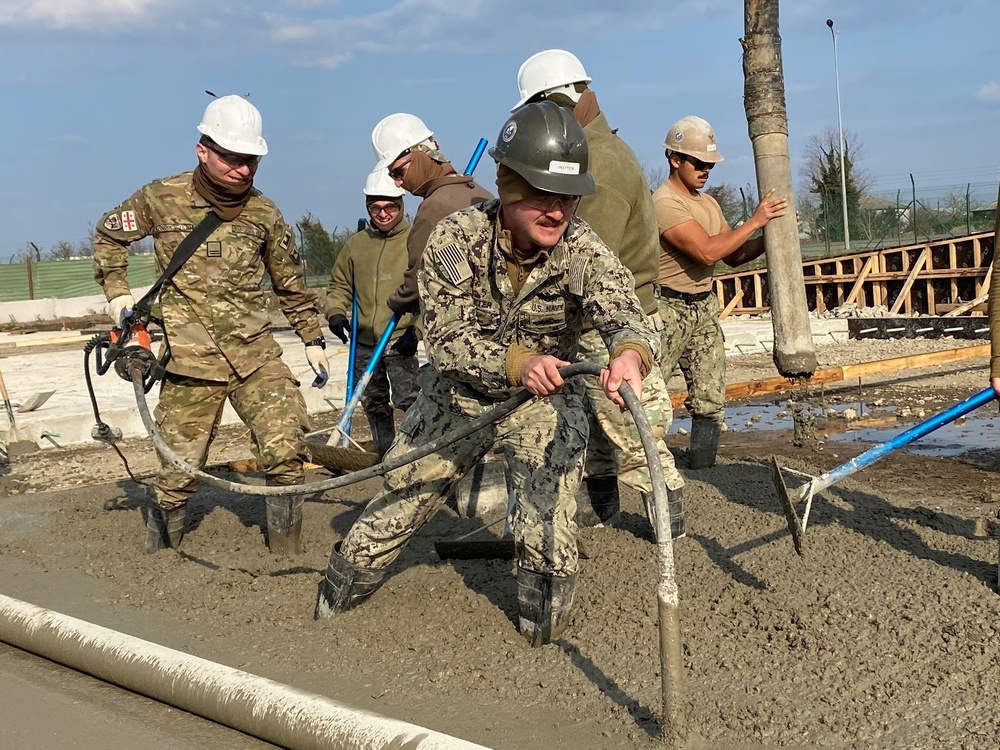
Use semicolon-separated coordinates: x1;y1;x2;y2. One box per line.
678;154;714;172
205;141;260;169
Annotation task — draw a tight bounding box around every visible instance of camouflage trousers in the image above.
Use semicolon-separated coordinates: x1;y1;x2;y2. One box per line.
340;368;588;576
576;321;685;492
152;358;309;510
352;343;419;420
657;294;726;423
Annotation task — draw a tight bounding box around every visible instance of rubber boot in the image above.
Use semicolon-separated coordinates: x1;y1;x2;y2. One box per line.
265;496;305;557
574;476;621;528
314;542;388;619
368;413;397;459
516;567;577;647
689;418;722;470
641;487;686;540
144;506;186;554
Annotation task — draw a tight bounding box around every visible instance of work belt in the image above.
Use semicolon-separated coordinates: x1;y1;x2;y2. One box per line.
654;285;713;304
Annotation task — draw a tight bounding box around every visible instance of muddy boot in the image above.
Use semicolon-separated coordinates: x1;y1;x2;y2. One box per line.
641;488;686;540
144;506;186;554
265;496;304;557
689;418;722;470
516;567;577;647
574;476;621;528
314;542;388;619
368;413;396;459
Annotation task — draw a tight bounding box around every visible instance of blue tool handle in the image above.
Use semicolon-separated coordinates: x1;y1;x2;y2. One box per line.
463;138;488;176
820;387;996;489
335;312;401;443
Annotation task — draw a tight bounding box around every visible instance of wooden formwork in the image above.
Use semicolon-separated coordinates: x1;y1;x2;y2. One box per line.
713;231;995;318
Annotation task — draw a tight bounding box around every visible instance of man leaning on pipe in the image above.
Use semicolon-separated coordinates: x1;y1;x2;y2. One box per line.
316;101;657;646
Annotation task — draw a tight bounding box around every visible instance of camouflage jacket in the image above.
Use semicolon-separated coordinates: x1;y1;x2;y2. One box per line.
326;219;417;347
418;199;655;400
93;171;322;380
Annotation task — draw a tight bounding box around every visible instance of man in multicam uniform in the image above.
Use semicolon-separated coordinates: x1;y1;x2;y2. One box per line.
511;49;686;538
93;95;329;556
326;169;420;458
654;115;786;468
316;101;657;647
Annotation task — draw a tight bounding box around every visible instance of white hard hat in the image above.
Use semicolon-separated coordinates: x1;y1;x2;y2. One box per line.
197;95;268;156
371;113;434;172
663;115;725;163
363;168;404;198
511;49;592;112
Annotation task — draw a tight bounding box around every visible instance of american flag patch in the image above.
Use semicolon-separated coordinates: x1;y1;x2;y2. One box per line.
568;254;591;296
436;242;472;285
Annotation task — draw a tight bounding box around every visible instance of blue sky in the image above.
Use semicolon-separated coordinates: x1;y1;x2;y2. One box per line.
2;0;999;261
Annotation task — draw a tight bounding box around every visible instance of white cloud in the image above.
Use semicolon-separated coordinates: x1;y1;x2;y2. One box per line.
0;0;183;29
293;52;352;69
977;81;1000;102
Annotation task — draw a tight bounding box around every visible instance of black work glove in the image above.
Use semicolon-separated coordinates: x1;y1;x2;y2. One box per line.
328;314;350;344
391;326;418;357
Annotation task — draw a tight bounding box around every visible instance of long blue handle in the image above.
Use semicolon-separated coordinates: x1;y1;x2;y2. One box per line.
818;387;996;490
463;138;488;176
343;292;359;434
336;312;401;445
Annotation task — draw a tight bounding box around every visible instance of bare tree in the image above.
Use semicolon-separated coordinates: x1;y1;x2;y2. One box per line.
641;160;668;191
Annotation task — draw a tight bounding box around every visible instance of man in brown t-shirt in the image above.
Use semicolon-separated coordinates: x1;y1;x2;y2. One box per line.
653;115;786;468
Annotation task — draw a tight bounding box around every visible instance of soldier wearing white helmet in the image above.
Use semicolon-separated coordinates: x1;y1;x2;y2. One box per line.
371;113;492;315
511;49;686;539
653;115;787;469
93;94;328;556
325;170;419;458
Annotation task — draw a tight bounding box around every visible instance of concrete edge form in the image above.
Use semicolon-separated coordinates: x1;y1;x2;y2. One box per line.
0;593;491;750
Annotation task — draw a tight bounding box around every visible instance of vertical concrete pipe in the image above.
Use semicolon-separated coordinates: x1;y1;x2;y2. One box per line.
0;593;490;750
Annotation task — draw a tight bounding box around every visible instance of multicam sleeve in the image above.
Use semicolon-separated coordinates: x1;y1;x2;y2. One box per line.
93;187;155;300
264;208;322;343
418;218;510;394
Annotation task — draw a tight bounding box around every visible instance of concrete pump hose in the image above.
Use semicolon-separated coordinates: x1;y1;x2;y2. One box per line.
0;593;489;750
131;363;685;739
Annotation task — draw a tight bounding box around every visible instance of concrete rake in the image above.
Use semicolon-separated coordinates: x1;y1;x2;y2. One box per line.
772;386;997;555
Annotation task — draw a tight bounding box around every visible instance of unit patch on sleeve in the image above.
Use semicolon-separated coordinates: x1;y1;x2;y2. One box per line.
103;213;122;231
435;243;473;285
121;210;138;233
279;229;291;251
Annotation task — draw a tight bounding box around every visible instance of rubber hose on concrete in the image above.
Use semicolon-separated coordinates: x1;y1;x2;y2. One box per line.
0;593;489;750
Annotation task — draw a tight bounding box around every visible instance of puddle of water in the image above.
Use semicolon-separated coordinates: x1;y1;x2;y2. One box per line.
669;401;995;457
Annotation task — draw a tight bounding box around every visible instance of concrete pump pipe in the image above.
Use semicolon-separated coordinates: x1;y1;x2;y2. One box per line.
0;593;490;750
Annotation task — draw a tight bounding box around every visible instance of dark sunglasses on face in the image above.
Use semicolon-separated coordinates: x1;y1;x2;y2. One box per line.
368;202;400;216
205;142;261;169
679;154;714;172
387;150;413;180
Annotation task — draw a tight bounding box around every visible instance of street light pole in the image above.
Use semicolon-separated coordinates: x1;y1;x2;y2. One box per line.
827;18;850;252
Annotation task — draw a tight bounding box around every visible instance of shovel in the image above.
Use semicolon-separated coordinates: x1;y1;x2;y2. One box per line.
773;386;997;555
0;361;38;456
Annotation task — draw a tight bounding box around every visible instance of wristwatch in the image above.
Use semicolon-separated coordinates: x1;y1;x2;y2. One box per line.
305;336;327;349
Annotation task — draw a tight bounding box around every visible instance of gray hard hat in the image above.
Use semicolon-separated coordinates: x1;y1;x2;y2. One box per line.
488;100;595;196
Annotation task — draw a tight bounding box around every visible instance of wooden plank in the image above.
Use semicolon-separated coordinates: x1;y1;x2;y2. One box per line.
753;273;763;309
937;302;988;314
668;344;990;409
888;247;928;314
844;256;875;306
718;287;745;321
975;260;993;298
942;292;989;317
842;344;989;378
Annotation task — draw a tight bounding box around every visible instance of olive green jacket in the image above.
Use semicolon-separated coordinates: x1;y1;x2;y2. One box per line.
326;219;417;346
577;112;659;317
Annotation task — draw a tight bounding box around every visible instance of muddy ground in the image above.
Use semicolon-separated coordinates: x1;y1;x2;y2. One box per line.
1;337;999;749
